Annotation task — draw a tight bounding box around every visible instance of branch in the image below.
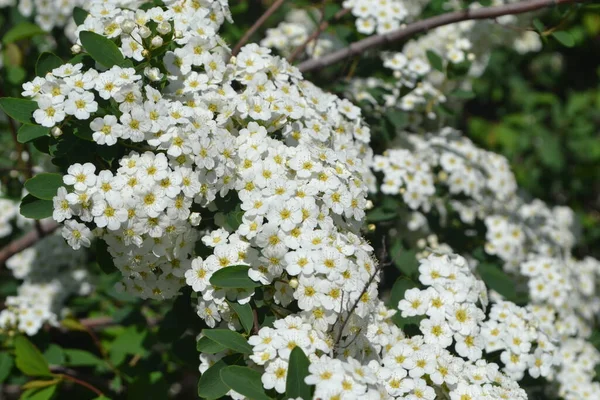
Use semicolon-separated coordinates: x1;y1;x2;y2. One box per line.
288;8;350;63
298;0;585;73
0;221;59;267
231;0;286;56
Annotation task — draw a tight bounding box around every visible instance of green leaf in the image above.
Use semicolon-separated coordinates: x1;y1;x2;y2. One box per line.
109;326;147;366
197;336;228;354
96;239;116;274
14;336;52;377
43;345;65;366
73;7;89;25
209;265;261;289
324;4;341;21
366;208;396;222
202;329;252;354
532;18;544;33
450;90;476;100
0;352;13;383
285;347;311;400
198;359;229;399
478;263;517;301
20;384;57;400
0;98;37;124
228;301;254;334
220;366;270;400
7;66;26;84
552;31;574;47
385;109;408;130
18;125;49;143
390;241;419;277
20;194;53;219
63;349;105;367
79;31;126;68
36;52;63;77
25;173;63;201
426;50;444;72
2;22;45;44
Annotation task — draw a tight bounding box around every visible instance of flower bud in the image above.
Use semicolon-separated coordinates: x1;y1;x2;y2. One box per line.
174;30;183;39
141;49;150;58
144;66;163;82
288;278;299;289
71;44;82;54
150;36;163;48
51;127;63;138
157;21;171;35
138;25;151;39
121;19;136;34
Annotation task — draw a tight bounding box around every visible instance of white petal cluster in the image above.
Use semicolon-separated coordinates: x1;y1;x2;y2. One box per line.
0;196;90;336
342;0;409;35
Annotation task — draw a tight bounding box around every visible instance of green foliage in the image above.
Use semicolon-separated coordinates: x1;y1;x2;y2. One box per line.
220;366;271;400
285;347;311;400
426;50;444;72
0;352;14;383
201;329;252;354
19;194;53;219
0;97;37;124
198;359;230;399
14;336;52;377
209;265;262;289
36;52;63;76
24;173;63;200
18;124;49;143
2;22;45;44
79;31;127;68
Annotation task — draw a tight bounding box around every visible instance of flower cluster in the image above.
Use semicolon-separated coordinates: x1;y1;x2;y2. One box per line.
0;195;90;336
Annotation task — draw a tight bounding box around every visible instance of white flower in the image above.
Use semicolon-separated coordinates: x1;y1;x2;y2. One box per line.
62;220;93;250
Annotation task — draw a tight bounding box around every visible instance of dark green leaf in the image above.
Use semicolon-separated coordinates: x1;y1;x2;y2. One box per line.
385;109;408;130
36;52;63;77
324;4;341;21
96;239;116;274
109;326;147;366
228;301;254;334
43;345;65;366
0;98;37;124
426;50;444;72
0;352;13;383
450;90;476;100
366;208;396;222
532;18;545;32
209;265;261;289
2;22;45;44
18;125;49;143
14;336;52;377
73;7;89;25
63;349;105;367
198;359;229;399
197;336;228;354
285;347;311;400
79;31;126;68
20;385;57;400
20;194;53;219
390;241;419;277
202;329;252;354
478;263;517;301
552;31;574;47
220;366;270;400
7;66;26;84
25;173;63;201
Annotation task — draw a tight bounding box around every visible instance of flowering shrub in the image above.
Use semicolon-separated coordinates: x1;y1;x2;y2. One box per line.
0;0;598;399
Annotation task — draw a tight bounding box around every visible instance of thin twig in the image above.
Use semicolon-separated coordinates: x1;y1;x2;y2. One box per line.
231;0;286;56
288;8;350;63
58;373;105;397
0;221;59;267
298;0;586;73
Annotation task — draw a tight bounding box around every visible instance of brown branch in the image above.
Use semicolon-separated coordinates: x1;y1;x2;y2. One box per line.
288;8;350;63
57;373;105;397
298;0;586;73
0;221;59;267
231;0;286;56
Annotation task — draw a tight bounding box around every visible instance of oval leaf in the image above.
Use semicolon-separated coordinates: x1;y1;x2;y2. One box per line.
18;124;49;143
25;173;63;200
198;359;230;399
197;336;228;354
209;265;261;289
20;194;53;220
2;22;45;44
426;50;444;72
202;329;252;354
14;336;52;377
286;347;311;400
552;31;575;47
73;7;89;26
36;52;63;77
220;366;271;400
0;353;13;383
228;301;254;334
79;31;126;68
0;98;37;124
